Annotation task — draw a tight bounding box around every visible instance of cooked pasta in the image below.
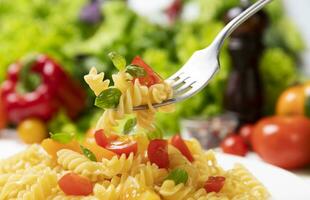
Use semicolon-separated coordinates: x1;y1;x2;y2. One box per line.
0;54;269;200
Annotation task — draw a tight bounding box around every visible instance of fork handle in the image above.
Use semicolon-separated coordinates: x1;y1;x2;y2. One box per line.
211;0;272;52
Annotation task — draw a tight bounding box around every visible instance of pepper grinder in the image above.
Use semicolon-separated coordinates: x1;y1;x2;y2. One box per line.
223;0;269;125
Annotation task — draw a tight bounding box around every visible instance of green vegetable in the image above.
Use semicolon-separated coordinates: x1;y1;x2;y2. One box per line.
80;145;97;162
165;169;188;185
95;88;122;109
123;118;137;135
50;132;74;144
108;51;126;70
126;65;146;78
147;125;164;140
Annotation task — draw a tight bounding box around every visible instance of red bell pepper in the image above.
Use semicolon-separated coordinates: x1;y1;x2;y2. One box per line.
1;54;86;124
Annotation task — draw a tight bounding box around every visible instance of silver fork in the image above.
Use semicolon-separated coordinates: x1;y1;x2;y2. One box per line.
134;0;272;111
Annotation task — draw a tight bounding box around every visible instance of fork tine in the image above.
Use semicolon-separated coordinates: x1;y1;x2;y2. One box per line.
167;71;185;81
174;81;196;96
172;76;190;89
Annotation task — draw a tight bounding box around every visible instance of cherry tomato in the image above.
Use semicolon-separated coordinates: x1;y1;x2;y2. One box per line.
83;137;116;160
170;135;194;162
252;116;310;169
105;139;138;157
148;139;169;168
131;56;162;87
204;176;226;193
58;172;93;196
94;129;119;148
239;124;254;146
220;135;248;157
17;118;48;144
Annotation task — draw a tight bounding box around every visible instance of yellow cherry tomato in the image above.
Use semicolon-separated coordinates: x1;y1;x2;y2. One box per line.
17;118;48;144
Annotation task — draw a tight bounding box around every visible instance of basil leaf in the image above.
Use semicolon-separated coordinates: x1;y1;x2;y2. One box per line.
165;169;188;185
95;88;122;109
80;145;97;162
108;52;126;70
305;93;310;118
147;125;164;140
123;118;137;135
125;65;146;78
50;133;74;144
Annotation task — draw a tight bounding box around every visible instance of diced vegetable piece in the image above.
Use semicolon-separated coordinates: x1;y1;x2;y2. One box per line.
80;145;97;162
95;88;122;109
147;139;169;168
204;176;226;193
170;135;194;162
17;118;48;144
165;168;188;185
58;172;93;196
41;138;81;160
123;118;137;135
108;52;127;70
50;132;74;144
147;125;164;140
126;65;146;78
94;129;110;147
105;139;138;157
83;138;116;160
131;56;162;87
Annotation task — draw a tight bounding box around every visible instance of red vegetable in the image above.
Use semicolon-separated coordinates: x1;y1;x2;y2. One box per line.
0;90;7;129
204;176;226;193
165;0;182;22
220;135;248;157
252;116;310;169
105;140;138;157
170;135;194;162
239;124;254;146
131;56;162;87
1;54;86;124
94;129;136;157
58;172;93;196
148;139;169;168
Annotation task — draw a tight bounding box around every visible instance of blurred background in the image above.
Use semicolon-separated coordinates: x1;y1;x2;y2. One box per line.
1;0;310;170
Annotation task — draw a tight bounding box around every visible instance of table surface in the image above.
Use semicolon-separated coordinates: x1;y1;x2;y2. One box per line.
1;129;310;186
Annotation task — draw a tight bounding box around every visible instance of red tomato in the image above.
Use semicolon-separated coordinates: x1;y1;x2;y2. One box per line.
148;139;169;168
131;56;162;87
252;116;310;169
220;135;248;157
94;129;119;148
170;135;194;162
239;124;254;146
94;129;109;147
58;173;93;196
105;140;138;157
204;176;226;193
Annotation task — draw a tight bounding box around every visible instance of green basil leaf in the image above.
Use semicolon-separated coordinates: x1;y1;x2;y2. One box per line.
108;52;126;70
305;93;310;118
125;65;146;78
95;88;122;109
50;132;74;144
80;145;97;162
123;118;137;135
147;124;164;140
165;169;188;185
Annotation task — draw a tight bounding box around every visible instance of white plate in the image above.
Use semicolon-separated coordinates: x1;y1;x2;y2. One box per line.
217;153;310;200
0;129;309;199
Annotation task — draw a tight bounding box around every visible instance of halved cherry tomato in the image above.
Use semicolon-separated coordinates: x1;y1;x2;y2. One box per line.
204;176;226;193
131;56;162;87
105;140;138;157
220;135;248;157
94;129;119;148
58;172;93;196
170;135;194;162
147;139;169;168
239;124;254;147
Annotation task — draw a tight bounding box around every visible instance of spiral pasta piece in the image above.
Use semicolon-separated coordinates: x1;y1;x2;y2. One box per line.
94;183;120;200
134;162;168;187
156;180;194;200
84;67;110;96
57;149;107;181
